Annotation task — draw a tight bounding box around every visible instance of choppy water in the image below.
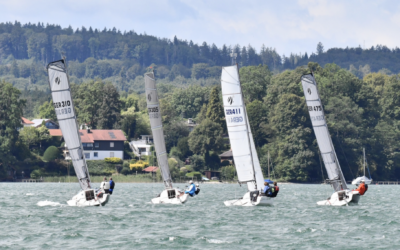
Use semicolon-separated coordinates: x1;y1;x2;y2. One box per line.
1;182;398;249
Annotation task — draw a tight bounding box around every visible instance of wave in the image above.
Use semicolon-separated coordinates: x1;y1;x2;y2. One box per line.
37;200;64;207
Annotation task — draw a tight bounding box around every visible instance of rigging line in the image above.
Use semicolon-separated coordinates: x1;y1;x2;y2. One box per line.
365;157;372;179
336;136;355;179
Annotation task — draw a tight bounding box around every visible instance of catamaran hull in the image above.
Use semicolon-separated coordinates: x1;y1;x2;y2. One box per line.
67;190;110;207
151;189;189;204
317;190;360;206
224;191;274;206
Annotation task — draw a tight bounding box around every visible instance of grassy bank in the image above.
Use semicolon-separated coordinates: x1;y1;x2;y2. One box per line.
43;174;156;183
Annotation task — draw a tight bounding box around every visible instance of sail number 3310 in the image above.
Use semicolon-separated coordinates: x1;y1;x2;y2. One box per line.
53;100;71;108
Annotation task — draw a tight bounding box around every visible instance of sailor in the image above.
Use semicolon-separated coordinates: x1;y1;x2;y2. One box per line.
263;182;272;197
185;180;196;197
100;177;111;194
271;182;279;197
353;180;368;195
195;184;200;195
109;177;115;195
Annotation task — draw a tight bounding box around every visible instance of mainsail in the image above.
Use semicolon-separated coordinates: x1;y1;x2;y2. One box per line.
221;65;264;191
47;59;91;190
145;72;173;189
301;73;347;191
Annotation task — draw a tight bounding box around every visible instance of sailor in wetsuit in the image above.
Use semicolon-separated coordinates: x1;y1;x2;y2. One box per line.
185;180;196;197
195;184;200;195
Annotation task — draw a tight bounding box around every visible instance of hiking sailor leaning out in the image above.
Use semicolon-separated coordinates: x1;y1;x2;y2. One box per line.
185;180;196;197
263;182;272;197
101;177;111;194
353;180;368;195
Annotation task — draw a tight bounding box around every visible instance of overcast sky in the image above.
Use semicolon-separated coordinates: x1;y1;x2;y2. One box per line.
1;0;400;56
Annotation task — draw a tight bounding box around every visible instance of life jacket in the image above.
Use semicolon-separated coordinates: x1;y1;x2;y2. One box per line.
356;183;366;195
365;184;368;192
110;180;115;189
195;188;200;195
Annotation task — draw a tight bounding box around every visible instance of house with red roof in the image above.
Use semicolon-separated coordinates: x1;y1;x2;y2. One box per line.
21;117;34;127
49;128;127;160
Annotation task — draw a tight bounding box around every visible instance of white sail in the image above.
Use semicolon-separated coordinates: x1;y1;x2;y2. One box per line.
144;72;172;189
301;74;347;191
221;65;264;191
47;59;91;190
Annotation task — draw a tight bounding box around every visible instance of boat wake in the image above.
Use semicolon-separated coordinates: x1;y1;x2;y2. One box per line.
37;200;65;207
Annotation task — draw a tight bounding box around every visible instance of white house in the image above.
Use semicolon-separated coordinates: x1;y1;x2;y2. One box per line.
31;119;59;129
129;135;153;157
49;129;127;160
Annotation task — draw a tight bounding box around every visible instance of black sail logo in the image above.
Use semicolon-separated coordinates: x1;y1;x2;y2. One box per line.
227;96;233;105
307;88;311;95
55;77;61;85
148;94;151;101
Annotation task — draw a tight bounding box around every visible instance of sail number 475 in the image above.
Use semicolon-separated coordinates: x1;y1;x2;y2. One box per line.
308;105;322;112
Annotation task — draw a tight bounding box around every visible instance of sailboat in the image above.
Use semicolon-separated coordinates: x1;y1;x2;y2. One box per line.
221;65;273;206
352;148;372;185
144;72;189;204
301;73;361;206
47;59;110;206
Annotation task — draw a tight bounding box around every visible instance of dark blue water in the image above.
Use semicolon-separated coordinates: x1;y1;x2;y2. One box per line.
0;183;397;249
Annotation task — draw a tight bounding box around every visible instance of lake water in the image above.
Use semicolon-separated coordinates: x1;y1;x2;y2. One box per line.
1;182;398;249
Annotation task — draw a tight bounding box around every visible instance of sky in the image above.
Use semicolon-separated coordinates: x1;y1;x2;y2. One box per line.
1;0;400;56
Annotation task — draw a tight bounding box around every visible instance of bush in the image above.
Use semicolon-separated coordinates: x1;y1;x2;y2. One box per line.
86;160;115;175
30;169;43;179
121;167;131;175
220;160;230;167
130;160;148;171
43;146;59;161
104;157;122;164
185;171;202;180
169;146;183;159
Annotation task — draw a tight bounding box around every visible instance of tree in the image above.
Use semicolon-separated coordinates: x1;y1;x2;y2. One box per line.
247;100;268;147
39;101;57;121
188;118;224;155
19;126;39;149
316;42;324;55
164;121;190;152
37;124;50;148
191;63;209;79
206;86;225;132
239;65;271;102
189;154;205;171
0;81;25;174
97;83;121;129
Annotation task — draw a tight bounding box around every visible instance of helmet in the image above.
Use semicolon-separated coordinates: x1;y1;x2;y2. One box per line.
189;180;193;184
361;180;365;183
196;184;199;187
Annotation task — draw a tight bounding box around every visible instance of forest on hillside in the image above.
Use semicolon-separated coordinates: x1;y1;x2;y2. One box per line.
2;61;400;182
0;21;399;96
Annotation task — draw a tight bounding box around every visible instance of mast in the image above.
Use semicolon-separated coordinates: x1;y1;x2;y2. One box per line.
268;151;270;179
363;147;366;177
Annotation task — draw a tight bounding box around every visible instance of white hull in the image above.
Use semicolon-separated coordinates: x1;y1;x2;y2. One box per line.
352;176;372;185
67;189;110;207
317;190;360;206
224;191;274;206
151;188;189;204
